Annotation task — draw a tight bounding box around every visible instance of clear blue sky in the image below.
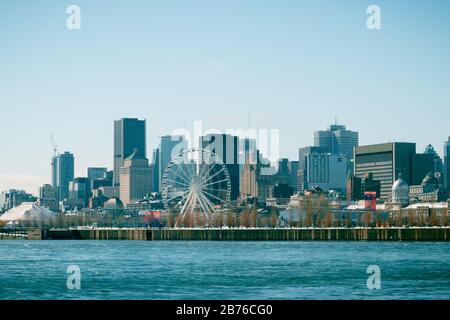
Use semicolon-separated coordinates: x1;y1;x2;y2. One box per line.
1;0;449;194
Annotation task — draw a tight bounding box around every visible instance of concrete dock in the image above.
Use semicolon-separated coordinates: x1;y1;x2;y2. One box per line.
22;227;450;241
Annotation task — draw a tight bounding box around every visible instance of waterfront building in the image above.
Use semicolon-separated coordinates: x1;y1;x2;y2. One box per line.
119;148;153;206
314;123;358;162
38;184;59;212
409;172;447;202
0;202;57;225
201;134;240;200
391;174;410;208
103;198;125;215
113;118;147;187
158;135;186;192
52;151;74;201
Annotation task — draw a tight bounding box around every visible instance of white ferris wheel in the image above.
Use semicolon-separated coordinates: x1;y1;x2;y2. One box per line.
161;148;231;224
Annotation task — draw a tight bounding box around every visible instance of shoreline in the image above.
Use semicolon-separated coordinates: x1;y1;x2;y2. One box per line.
1;227;444;241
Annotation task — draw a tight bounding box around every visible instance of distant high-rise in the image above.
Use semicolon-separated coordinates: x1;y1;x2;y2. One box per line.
38;184;59;212
201;134;240;200
113;118;147;187
52;151;74;201
298;146;327;191
354;143;416;200
158;135;186;192
304;152;347;192
314;123;358;161
119;149;153;206
151;148;160;193
87;167;107;182
444;137;450;190
69;177;91;209
423;144;444;177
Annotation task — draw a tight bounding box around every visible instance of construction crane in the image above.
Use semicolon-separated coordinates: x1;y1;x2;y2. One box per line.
50;134;58;157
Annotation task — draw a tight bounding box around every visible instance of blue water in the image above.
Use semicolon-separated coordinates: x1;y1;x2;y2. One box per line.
0;241;449;300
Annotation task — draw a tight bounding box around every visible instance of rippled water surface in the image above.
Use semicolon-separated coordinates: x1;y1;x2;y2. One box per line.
0;241;449;300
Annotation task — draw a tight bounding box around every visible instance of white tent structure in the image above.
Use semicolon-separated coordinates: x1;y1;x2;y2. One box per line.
0;202;57;224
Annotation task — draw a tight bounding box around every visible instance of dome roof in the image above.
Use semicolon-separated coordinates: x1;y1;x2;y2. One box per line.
392;175;409;191
104;197;124;209
421;173;439;187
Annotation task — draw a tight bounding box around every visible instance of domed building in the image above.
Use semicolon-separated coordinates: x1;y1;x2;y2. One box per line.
103;197;124;215
409;172;447;202
392;174;409;207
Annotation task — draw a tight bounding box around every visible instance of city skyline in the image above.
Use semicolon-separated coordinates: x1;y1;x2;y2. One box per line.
1;0;450;193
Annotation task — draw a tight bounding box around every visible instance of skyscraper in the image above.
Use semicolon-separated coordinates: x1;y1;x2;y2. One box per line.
314;123;358;161
113;118;147;187
52;151;74;201
69;177;91;209
151;148;160;193
298;146;327;191
38;184;59;212
87;167;107;182
119;149;153;206
444;137;450;190
354;143;416;200
158;135;186;192
201;134;240;200
423;144;444;177
304;152;347;192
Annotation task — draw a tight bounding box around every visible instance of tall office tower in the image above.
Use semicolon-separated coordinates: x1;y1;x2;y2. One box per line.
119;149;153;206
151;148;160;193
239;138;258;165
38;184;59;212
298;146;327;191
314;123;359;161
304;152;347;192
52;151;75;201
423;144;444;176
445;137;450;190
276;158;291;185
158;135;186;192
51;156;58;187
288;160;299;192
411;153;435;185
240;155;258;200
113;118;147;187
201;134;240;200
354;142;416;200
69;178;91;208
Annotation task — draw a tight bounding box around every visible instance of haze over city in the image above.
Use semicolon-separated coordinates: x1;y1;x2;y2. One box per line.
1;0;449;193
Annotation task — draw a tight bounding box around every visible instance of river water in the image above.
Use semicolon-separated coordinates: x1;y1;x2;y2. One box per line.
0;241;449;300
